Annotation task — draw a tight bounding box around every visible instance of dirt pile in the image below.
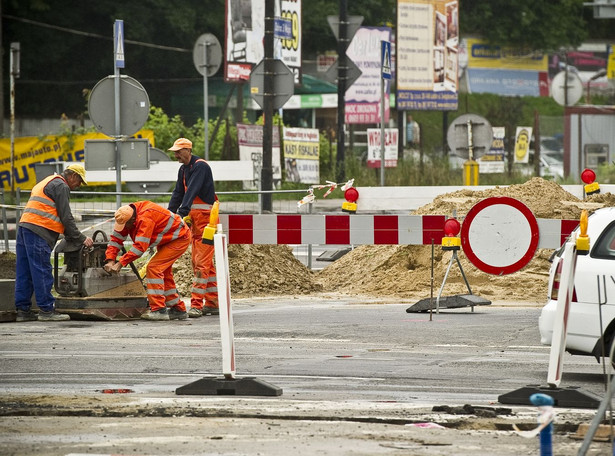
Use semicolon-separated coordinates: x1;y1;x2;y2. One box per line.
173;244;321;298
314;178;612;302
0;252;16;279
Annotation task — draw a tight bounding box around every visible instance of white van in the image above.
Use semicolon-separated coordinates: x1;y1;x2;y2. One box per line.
539;207;615;360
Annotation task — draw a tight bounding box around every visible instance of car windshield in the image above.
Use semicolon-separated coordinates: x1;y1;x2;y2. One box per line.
543;153;563;166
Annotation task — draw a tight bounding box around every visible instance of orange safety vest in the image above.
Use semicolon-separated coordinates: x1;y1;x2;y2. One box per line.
184;158;217;211
20;174;66;233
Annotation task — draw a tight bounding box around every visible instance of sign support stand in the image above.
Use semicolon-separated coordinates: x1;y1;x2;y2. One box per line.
379;40;391;187
498;234;601;408
113;20;124;209
176;226;282;397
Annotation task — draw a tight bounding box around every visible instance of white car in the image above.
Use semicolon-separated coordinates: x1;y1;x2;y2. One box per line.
539;207;615;360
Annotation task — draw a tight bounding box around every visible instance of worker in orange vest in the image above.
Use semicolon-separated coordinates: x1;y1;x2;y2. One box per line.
104;201;191;321
15;164;94;322
168;138;218;318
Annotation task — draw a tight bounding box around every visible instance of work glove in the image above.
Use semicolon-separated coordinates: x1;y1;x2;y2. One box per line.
183;215;192;227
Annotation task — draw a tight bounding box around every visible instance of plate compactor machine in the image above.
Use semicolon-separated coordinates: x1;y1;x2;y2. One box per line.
54;230;148;320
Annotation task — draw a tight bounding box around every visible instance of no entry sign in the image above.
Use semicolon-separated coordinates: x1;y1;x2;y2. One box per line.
460;197;539;275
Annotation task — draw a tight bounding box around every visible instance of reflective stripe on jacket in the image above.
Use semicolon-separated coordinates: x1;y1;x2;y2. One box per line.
20;175;65;233
105;201;190;266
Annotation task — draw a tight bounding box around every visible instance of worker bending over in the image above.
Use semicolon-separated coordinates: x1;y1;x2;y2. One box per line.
104;201;191;321
168;137;219;318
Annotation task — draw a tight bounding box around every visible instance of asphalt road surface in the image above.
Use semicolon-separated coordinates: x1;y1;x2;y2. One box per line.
1;296;613;455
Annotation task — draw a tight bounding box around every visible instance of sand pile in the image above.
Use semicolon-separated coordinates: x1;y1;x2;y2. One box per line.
315;178;613;302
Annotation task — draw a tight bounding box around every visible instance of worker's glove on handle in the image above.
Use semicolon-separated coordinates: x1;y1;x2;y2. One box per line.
183;215;192;227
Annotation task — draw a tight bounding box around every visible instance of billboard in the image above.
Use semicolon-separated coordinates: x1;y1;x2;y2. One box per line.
345;27;392;124
465;38;549;97
0;131;155;190
237;123;281;189
225;0;302;83
396;0;459;111
367;128;399;168
283;127;320;183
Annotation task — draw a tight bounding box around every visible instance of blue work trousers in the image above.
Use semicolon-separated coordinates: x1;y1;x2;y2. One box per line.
15;227;55;312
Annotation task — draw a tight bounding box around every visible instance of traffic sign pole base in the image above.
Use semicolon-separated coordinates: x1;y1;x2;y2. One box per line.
406;294;491;313
498;385;600;408
176;376;282;397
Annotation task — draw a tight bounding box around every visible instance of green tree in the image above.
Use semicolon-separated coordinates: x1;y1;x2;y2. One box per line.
460;0;589;52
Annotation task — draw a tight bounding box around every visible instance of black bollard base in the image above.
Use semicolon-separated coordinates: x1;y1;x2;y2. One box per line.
176;376;282;397
498;384;600;408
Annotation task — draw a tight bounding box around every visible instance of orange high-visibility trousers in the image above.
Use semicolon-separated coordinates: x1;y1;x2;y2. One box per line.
189;209;218;311
145;235;191;312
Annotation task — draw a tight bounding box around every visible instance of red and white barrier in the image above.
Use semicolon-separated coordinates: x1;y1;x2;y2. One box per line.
218;214;578;249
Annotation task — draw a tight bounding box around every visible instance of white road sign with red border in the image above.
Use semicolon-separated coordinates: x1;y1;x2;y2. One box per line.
460;196;540;275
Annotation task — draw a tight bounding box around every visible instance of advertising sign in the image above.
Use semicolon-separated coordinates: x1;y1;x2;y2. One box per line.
514;126;532;164
366;128;399;168
237;123;281;189
396;0;459;111
283;127;320;184
478;126;505;173
225;0;301;83
0;130;155;190
608;45;615;81
345;27;392;124
466;38;549;97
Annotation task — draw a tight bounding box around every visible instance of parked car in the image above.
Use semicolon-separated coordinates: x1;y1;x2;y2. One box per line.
539;152;564;180
539;207;615;361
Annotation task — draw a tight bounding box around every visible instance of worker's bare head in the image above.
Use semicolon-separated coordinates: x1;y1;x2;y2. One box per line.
168;138;193;165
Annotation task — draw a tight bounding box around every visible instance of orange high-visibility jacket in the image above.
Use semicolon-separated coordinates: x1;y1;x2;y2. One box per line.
20;174;66;233
106;201;190;266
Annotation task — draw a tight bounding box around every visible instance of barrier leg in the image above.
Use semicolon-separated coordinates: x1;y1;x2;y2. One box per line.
176;228;282;397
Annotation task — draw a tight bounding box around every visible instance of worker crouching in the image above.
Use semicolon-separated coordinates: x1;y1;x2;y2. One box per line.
104;201;191;321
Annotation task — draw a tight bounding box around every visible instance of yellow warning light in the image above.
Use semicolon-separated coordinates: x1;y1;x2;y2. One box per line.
576;209;590;255
201;200;220;246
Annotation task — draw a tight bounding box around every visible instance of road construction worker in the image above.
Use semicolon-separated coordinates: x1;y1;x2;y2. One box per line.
167;137;218;319
15;164;94;322
104;201;191;321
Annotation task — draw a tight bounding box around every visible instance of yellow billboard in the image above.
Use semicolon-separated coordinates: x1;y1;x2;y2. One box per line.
0;130;155;190
467;38;548;71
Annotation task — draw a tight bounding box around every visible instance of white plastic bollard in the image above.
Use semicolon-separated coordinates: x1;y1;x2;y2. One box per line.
546;234;578;388
214;223;236;379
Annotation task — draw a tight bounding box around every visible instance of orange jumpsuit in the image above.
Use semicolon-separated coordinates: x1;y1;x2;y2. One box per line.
168;156;218;312
105;201;191;312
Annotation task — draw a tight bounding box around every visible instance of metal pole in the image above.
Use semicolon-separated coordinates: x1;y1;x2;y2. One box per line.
261;0;275;213
113;22;122;209
380;74;385;186
1;190;8;252
203;42;210;160
336;0;348;183
9;43;19;195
